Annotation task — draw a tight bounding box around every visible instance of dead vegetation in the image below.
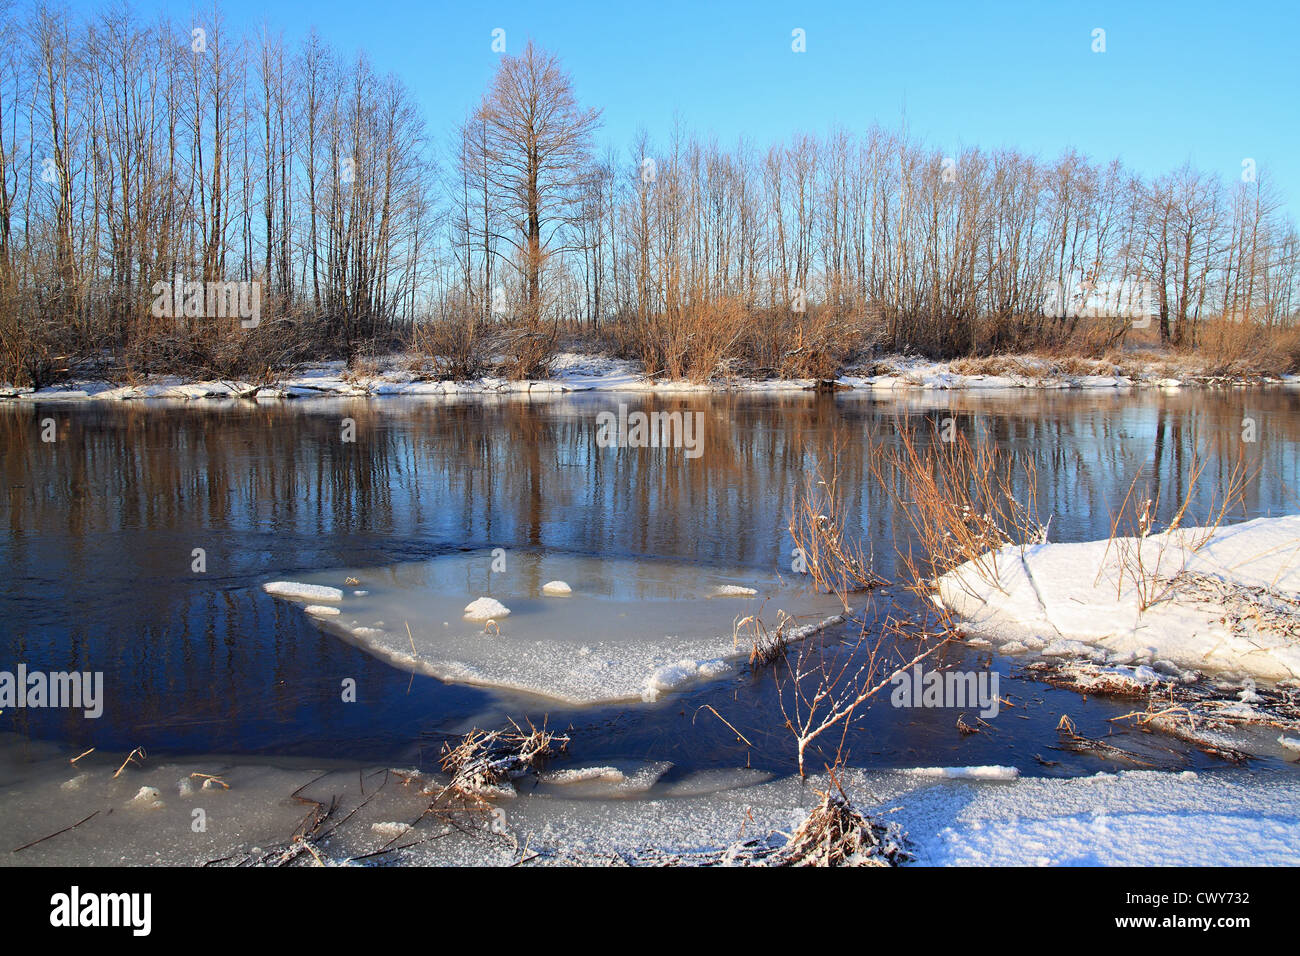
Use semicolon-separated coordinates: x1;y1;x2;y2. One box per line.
438;720;570;801
769;777;909;867
1097;451;1253;611
788;438;889;609
1021;657;1299;763
868;422;1046;594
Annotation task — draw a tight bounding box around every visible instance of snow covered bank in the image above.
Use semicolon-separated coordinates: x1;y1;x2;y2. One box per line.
6;729;1296;867
5;351;1298;402
936;515;1300;681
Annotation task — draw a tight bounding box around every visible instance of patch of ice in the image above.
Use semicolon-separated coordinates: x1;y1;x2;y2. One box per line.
304;605;340;617
711;585;758;597
542;581;572;596
544;767;626;784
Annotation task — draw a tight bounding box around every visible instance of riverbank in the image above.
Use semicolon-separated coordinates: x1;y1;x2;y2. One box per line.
3;350;1299;402
2;735;1297;866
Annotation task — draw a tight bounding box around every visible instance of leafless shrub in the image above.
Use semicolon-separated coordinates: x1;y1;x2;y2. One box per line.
868;423;1046;594
789;436;888;610
411;313;489;379
1098;453;1253;611
777;613;951;777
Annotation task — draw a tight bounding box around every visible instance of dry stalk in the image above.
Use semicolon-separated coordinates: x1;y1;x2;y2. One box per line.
1098;452;1254;611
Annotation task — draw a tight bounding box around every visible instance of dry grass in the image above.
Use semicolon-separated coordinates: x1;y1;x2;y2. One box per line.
1097;452;1253;611
438;719;569;800
788;435;888;610
868;423;1046;595
777;774;909;867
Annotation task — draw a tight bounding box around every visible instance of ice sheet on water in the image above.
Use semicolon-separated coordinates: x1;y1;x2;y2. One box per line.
261;550;848;704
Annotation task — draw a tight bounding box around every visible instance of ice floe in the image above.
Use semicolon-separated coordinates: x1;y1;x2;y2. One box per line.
260;549;848;704
262;581;344;602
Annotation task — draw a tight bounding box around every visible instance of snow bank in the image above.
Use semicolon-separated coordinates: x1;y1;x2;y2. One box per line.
463;596;511;621
936;515;1300;681
10;351;1296;403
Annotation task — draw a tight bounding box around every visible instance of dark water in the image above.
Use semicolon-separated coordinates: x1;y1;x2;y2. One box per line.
2;388;1298;779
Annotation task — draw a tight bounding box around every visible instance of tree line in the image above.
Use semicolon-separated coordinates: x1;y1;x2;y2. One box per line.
2;0;1297;386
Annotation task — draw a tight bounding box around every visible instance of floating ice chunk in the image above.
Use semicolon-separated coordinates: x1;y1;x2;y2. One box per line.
304;605;340;617
263;581;344;602
1279;736;1300;754
909;765;1020;781
542;580;572;596
464;597;511;621
129;786;164;808
711;585;758;597
277;550;849;704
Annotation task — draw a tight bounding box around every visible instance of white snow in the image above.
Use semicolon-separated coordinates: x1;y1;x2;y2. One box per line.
262;581;344;602
543;766;626;785
711;584;758;597
541;580;572;596
9;350;1291;404
908;765;1021;781
642;658;730;702
936;515;1300;681
304;605;340;617
463;596;511;621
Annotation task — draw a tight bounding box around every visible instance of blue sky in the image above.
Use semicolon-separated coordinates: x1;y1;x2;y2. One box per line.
69;0;1300;210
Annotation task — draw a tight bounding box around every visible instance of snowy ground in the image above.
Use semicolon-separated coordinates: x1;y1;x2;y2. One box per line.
2;734;1296;866
4;351;1298;402
936;515;1300;682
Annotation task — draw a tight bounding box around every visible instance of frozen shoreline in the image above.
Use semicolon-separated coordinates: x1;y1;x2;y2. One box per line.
4;351;1299;402
3;735;1297;866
